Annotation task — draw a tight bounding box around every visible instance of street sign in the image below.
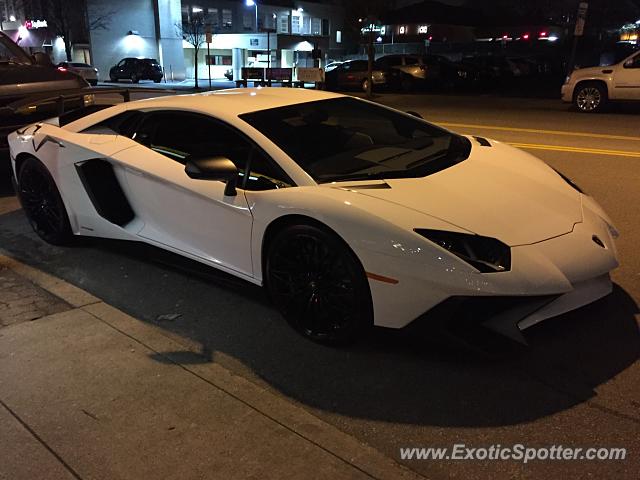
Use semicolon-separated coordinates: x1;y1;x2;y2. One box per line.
574;2;589;36
205;28;212;44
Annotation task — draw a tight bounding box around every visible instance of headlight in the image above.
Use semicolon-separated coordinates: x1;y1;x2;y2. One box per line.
415;229;511;273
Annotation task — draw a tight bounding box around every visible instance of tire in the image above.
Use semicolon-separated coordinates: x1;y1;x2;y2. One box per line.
109;75;117;83
265;224;373;345
130;73;139;84
17;157;74;246
153;78;162;83
574;82;607;113
361;78;370;93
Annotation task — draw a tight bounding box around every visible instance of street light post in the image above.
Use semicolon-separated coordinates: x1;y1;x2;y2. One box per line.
246;0;258;33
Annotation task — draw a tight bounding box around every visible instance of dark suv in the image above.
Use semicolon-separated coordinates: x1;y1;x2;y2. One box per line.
109;58;163;83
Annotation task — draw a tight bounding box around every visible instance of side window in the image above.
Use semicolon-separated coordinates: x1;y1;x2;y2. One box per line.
624;54;640;69
387;57;402;67
351;62;367;72
244;150;293;191
116;60;125;67
134;112;251;175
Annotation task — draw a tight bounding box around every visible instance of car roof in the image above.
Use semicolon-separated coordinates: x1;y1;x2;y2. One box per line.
65;88;344;132
130;88;341;115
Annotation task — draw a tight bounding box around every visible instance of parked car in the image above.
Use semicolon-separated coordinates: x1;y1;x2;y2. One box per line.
374;54;434;91
562;50;640;112
324;61;344;72
58;61;99;86
324;60;398;92
109;58;163;83
0;32;90;151
8;88;619;344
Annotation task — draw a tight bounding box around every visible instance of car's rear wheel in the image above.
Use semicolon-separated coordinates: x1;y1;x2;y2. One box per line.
574;82;607;113
266;224;373;345
17;157;73;246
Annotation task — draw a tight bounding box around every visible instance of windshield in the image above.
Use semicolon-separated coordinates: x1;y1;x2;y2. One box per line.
240;97;470;183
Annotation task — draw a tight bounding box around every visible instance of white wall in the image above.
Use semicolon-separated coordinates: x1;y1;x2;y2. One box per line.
87;0;186;81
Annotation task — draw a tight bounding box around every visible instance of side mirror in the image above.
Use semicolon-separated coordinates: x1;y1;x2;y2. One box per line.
185;156;238;196
32;52;52;66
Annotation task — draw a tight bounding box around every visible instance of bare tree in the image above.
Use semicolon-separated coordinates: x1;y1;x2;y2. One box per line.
18;0;113;61
176;13;206;89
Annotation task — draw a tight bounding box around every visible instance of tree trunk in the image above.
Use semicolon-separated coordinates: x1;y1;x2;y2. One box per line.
65;37;72;62
194;48;199;89
366;31;374;98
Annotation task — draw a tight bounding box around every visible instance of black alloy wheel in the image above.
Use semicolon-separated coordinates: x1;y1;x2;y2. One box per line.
17;157;73;245
266;224;373;344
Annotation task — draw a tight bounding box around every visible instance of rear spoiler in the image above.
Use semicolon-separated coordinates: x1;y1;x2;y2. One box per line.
0;86;177;120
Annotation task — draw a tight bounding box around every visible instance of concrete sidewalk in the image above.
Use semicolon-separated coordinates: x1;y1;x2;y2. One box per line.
0;254;424;480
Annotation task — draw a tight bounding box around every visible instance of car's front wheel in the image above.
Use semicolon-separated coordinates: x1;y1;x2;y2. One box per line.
17;157;74;246
574;82;607;113
266;224;373;344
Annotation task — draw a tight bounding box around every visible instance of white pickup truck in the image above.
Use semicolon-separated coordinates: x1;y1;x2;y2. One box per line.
561;50;640;112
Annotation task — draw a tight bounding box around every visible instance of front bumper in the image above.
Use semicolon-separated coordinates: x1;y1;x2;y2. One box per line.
366;194;618;333
561;83;572;102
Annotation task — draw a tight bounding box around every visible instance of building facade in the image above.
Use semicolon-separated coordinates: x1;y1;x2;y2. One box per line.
181;0;345;81
87;0;187;81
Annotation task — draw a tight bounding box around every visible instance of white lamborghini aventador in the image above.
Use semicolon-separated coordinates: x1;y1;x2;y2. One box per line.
8;88;619;344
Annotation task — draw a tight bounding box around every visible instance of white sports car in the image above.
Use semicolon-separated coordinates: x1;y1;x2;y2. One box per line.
8;88;619;344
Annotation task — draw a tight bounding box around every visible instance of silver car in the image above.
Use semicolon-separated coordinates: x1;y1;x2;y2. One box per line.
58;62;99;86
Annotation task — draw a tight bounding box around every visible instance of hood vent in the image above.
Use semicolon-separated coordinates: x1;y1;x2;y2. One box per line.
473;136;492;147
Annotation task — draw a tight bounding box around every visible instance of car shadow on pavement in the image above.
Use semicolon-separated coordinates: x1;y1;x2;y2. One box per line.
0;207;638;429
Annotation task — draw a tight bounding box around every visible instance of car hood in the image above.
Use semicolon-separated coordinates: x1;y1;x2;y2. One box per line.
331;140;582;246
571;65;610;79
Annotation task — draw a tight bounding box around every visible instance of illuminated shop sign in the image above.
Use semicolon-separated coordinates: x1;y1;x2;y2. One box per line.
25;20;48;29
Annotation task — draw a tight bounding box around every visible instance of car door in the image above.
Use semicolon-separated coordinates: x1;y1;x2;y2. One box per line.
120;111;255;279
114;59;127;79
613;52;640;100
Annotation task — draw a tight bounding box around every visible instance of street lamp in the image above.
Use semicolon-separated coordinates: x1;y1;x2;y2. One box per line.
245;0;258;33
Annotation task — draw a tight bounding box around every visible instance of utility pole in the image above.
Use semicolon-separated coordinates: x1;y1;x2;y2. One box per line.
567;1;589;74
206;27;212;90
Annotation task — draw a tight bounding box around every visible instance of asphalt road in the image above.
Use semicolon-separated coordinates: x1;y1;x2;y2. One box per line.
0;93;638;480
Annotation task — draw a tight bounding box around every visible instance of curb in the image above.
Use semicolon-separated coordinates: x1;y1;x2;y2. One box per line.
0;251;426;480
